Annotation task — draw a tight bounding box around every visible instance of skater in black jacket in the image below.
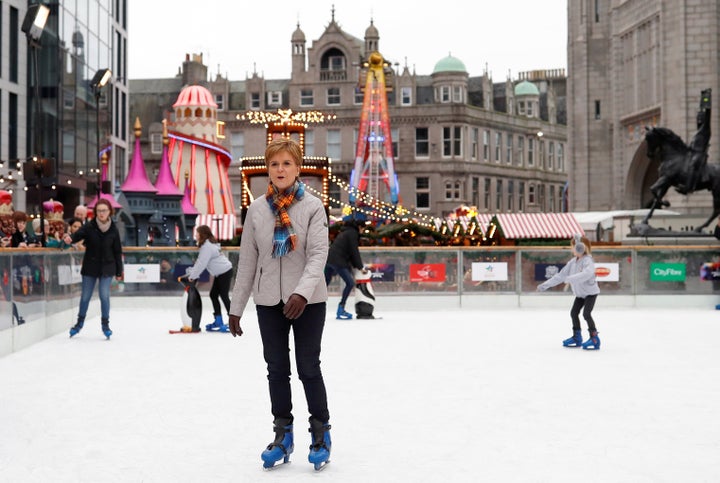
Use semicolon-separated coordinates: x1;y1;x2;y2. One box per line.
63;199;123;339
324;219;365;319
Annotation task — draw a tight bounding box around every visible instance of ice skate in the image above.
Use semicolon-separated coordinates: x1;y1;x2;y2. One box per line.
336;304;352;320
101;319;112;340
582;331;601;350
562;329;583;347
69;318;84;338
261;418;294;470
206;314;228;332
308;417;331;471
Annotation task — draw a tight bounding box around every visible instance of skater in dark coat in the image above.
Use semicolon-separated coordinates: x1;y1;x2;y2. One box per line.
537;235;601;350
324;219;365;319
228;138;332;470
63;199;123;339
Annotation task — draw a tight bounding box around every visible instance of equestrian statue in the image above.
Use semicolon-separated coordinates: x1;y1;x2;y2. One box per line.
634;88;720;236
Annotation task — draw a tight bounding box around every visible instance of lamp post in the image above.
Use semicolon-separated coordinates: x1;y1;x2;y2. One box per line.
90;68;112;195
22;4;50;247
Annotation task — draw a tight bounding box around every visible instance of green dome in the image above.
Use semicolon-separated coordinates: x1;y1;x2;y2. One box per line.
514;80;539;96
432;55;467;74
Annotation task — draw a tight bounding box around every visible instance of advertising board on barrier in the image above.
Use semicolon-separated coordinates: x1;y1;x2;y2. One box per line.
124;264;161;283
471;262;509;281
365;263;395;282
409;263;446;282
699;262;720;281
594;263;619;282
649;263;686;282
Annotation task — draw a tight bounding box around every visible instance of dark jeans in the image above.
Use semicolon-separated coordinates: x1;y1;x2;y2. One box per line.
570;295;598;332
324;264;355;306
210;269;233;316
257;302;329;424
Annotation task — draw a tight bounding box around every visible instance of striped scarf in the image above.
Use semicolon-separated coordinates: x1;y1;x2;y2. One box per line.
266;180;305;258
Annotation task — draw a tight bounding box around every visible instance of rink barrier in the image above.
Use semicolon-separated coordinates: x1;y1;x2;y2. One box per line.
1;245;719;356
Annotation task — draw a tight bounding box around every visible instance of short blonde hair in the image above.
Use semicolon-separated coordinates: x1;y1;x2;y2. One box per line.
265;137;303;168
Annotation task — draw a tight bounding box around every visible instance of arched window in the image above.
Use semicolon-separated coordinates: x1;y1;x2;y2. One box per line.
195;108;202;117
176;109;182;118
184;108;191;117
320;48;347;81
206;108;212;118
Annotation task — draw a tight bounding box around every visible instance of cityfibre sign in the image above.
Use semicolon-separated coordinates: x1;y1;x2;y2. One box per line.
649;263;686;282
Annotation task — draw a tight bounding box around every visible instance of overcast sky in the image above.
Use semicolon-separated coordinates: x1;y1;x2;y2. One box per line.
128;1;567;81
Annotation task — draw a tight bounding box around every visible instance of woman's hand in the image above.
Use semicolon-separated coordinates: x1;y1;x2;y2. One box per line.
228;314;243;337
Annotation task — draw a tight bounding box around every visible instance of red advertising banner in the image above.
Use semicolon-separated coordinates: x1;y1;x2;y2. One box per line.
409;263;446;282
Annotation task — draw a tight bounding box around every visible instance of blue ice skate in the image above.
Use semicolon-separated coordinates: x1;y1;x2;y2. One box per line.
336;304;352;320
101;319;112;340
308;418;331;471
261;419;294;470
582;331;601;350
562;329;582;347
206;315;228;332
69;318;84;338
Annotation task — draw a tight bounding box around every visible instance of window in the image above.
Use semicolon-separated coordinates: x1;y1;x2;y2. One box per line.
415;128;429;157
9;7;18;83
484;178;491;210
557;143;564;171
594;100;601;119
231;131;244;160
300;89;314;106
444;180;461;200
453;85;462;103
354;87;363;105
518;101;525;116
327;129;341;160
63;88;75;110
472;177;480;207
9;93;18;159
528;184;536;204
215;94;224;110
441;86;450;103
506;134;513;164
517;136;524;166
471;128;479;160
549;186;556;213
305;131;314;156
548;142;554;170
443;126;462;157
401;87;412;105
391;127;399;158
527;103;534;117
508;180;514;211
327;87;341;105
329;55;345;71
539;140;545;169
150;133;163;154
495;132;502;162
267;91;282;106
518;182;525;211
250;93;261;109
538;184;545;210
328;180;342;208
483;130;490;161
496;180;503;211
416;177;430;209
528;138;535;166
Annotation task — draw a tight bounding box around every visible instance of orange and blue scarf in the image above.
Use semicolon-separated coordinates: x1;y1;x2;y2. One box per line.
266;180;305;258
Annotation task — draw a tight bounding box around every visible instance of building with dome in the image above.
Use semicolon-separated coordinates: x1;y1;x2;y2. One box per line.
130;9;567;219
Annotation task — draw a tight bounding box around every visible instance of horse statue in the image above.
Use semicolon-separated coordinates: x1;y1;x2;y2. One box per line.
639;88;720;233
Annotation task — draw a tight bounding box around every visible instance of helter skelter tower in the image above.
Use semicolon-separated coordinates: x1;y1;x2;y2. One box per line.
350;51;399;211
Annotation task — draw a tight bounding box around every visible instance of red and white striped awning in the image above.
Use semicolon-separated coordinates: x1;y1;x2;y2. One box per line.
494;213;584;239
195;214;236;240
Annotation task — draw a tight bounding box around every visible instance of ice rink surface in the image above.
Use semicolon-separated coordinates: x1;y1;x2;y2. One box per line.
1;302;719;482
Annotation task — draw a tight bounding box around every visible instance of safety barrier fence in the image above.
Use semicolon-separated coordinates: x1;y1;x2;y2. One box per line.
1;245;718;355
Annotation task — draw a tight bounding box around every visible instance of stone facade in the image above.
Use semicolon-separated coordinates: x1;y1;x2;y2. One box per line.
130;15;568;220
568;0;719;217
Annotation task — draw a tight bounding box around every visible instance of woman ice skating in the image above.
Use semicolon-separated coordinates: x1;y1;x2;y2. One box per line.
324;218;365;319
227;137;332;471
63;199;123;339
183;224;234;332
537;234;601;350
